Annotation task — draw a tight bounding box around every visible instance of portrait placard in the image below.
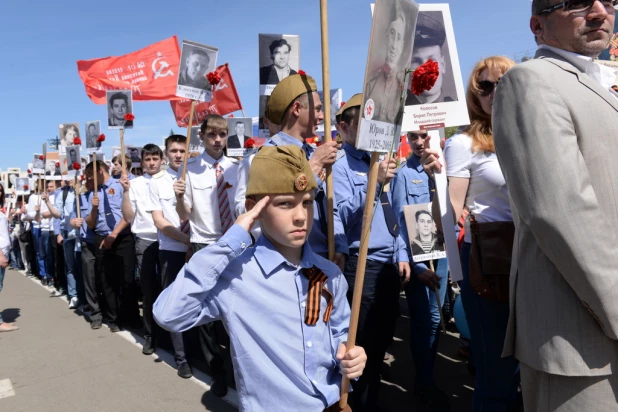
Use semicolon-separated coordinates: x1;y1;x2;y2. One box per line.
403;203;446;262
316;89;343;137
59;123;81;154
401;4;469;131
189;126;204;154
226;117;253;157
45;152;61;177
176;40;218;102
15;177;30;195
258;95;272;139
32;154;45;174
357;0;419;153
127;145;142;168
107;90;134;129
7;172;19;190
64;145;82;176
258;34;300;96
85;120;103;153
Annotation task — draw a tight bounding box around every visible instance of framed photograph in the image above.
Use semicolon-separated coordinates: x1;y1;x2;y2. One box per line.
7;173;18;191
176;40;218;102
189;126;204;154
45;151;61;177
403;203;446;262
402;4;469;131
259;34;300;96
81;156;89;172
85;120;103;153
316;89;343;136
15;177;30;195
58;123;81;154
127;145;142;168
258;95;274;139
32;154;45;174
65;145;82;173
106;90;133;129
357;0;419;153
226;117;253;157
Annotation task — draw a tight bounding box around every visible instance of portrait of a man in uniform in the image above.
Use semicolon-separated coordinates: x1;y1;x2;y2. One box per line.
410;209;444;257
107;91;133;129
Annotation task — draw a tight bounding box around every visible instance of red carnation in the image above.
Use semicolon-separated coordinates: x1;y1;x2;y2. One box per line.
73;137;82;145
244;138;256;149
411;59;440;96
97;134;106;143
206;71;222;86
55;162;60;168
39;155;44;160
72;162;81;170
124;113;135;121
23;185;29;190
297;70;306;76
340;101;346;108
228;114;234;118
27;169;31;174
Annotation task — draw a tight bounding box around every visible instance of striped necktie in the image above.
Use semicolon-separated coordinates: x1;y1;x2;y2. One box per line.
303;266;334;325
214;162;232;235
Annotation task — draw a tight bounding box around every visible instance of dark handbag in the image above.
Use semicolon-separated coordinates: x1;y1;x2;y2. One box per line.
468;215;515;303
18;221;30;243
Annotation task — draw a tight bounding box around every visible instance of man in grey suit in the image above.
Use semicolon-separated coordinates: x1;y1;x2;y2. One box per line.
493;1;618;410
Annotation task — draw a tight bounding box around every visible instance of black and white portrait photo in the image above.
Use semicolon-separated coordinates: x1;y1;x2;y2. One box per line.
189;126;204;154
258;95;274;139
127;146;142;167
259;34;300;95
403;203;446;262
45;160;60;176
59;123;81;154
15;177;29;195
405;11;458;106
66;145;81;171
176;40;218;102
85;120;102;153
8;173;18;190
107;90;133;129
33;154;45;173
227;117;253;150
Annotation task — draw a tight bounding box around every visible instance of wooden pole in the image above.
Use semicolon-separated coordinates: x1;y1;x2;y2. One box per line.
119;129;127;177
181;100;197;180
339;151;380;408
75;177;81;219
320;0;336;262
241;109;247;118
429;260;447;334
93;153;98;194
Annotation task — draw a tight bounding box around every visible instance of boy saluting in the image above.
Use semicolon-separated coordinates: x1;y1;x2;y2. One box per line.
154;145;366;411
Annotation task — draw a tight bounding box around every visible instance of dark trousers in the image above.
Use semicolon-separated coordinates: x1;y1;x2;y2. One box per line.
82;241;102;321
160;249;188;364
343;255;401;411
52;233;66;292
192;242;225;376
11;237;24;269
26;233;38;276
135;238;160;337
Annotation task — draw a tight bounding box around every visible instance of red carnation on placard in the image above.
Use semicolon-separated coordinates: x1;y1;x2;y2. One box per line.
39;155;44;160
244;138;256;149
411;59;440;96
73;162;81;170
73;137;82;145
27;169;31;174
124;114;135;121
297;70;306;76
206;71;222;86
23;185;29;190
340;101;346;108
55;162;60;168
228;114;234;118
97;134;106;143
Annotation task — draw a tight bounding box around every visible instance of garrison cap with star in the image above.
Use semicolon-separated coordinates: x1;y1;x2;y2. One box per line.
415;12;446;48
337;93;363;117
246;145;317;196
265;72;318;125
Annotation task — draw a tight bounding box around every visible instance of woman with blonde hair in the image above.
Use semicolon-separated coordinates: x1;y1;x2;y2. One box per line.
423;56;520;411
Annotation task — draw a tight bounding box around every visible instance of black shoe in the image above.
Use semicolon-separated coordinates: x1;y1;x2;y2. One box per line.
142;336;155;355
40;278;49;286
414;385;451;412
109;323;121;333
177;362;193;379
91;319;103;330
210;374;228;397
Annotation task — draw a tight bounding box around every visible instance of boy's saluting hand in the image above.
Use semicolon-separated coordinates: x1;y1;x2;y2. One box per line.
236;196;270;233
336;343;367;380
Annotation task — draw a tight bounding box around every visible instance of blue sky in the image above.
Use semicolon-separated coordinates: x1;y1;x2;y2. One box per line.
0;0;535;171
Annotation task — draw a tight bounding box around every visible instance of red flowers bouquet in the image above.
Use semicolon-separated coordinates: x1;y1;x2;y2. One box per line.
410;59;440;96
74;137;82;145
97;134;106;143
73;162;81;170
244;138;256;149
124;114;135;121
206;71;221;85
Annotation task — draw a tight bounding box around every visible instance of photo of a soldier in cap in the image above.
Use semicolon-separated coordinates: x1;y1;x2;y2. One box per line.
406;11;458;105
364;0;417;124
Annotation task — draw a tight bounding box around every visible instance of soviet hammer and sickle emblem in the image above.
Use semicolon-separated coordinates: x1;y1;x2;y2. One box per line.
152;52;174;80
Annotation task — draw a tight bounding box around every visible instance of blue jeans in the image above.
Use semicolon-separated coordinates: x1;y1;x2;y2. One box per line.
460;242;520;411
32;227;44;278
0;266;5;324
62;233;82;300
405;258;448;390
39;230;53;280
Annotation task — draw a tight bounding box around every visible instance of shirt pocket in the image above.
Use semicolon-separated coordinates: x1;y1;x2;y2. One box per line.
350;172;367;188
406;179;429;200
159;185;175;201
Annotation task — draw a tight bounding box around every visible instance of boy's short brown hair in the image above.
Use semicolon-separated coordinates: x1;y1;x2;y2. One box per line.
200;114;228;135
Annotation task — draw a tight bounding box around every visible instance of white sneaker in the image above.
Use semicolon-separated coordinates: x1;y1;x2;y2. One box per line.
69;297;79;309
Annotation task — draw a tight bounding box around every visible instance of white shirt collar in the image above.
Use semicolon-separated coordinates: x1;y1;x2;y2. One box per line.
274;65;291;81
201;151;229;169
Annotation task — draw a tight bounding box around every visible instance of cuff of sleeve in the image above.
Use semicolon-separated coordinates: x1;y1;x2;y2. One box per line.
314;173;325;189
220;224;253;256
397;249;409;264
412;262;429;276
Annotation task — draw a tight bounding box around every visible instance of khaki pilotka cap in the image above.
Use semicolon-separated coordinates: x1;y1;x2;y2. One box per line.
246;146;317;196
337;93;363;117
265;73;318;125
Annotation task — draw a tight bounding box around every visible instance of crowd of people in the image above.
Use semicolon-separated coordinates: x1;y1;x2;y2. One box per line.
1;1;617;411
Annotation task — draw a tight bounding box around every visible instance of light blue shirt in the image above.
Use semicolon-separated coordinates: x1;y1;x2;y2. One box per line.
70;192;95;244
54;186;78;240
332;143;409;264
153;225;351;411
391;154;444;276
91;177;128;236
264;132;349;256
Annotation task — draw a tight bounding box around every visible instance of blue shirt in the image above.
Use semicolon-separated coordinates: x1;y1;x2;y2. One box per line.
264;132;349;256
92;177;128;236
54;186;78;239
332;143;409;264
391;154;444;276
153;225;351;411
70;191;95;244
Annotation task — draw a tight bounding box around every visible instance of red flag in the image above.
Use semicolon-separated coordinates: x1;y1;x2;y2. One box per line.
77;36;181;104
171;63;243;127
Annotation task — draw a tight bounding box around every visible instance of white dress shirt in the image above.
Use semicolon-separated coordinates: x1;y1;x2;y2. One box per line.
0;212;10;257
146;168;188;253
25;194;51;230
128;174;158;242
184;151;238;244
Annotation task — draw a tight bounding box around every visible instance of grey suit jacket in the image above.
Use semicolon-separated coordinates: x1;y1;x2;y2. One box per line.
493;48;618;377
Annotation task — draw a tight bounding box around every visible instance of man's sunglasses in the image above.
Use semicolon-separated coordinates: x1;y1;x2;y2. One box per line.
478;80;499;97
539;0;618;16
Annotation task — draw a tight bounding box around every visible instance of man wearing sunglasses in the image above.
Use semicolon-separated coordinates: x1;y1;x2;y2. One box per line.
493;1;618;410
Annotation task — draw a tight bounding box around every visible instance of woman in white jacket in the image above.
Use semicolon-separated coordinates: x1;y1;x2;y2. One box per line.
0;188;18;332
